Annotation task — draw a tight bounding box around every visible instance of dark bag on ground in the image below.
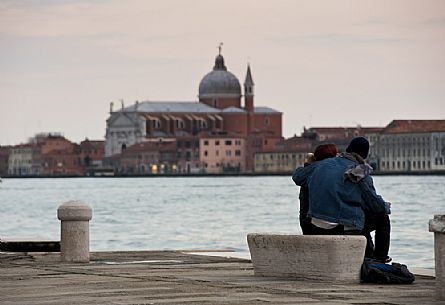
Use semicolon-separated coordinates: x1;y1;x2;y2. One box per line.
361;258;415;284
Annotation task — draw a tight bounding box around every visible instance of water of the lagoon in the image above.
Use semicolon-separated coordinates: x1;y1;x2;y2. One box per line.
0;176;443;269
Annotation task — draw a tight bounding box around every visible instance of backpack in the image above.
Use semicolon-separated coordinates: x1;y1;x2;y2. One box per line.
361;258;415;284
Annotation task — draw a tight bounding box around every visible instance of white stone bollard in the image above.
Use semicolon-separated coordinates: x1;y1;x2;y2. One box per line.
57;201;92;263
429;214;445;300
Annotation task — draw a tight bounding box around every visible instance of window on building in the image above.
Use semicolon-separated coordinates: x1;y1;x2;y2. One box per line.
215;140;220;146
153;120;161;129
225;140;232;145
226;150;232;156
204;150;208;157
235;150;241;156
216;150;219;156
204;140;209;146
235;140;241;145
176;120;185;129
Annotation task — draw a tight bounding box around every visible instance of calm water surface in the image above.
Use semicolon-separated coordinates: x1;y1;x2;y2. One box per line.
0;176;443;269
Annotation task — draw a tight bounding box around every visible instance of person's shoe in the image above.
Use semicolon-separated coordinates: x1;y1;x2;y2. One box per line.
375;256;392;263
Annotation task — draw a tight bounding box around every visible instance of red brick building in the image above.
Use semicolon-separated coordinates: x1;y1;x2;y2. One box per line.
116;139;177;174
79;139;105;168
105;51;283;173
0;146;11;176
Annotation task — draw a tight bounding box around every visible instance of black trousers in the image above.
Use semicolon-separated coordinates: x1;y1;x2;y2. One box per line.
361;212;391;260
300;217;344;235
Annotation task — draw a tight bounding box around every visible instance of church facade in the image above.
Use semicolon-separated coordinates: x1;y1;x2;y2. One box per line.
104;51;283;174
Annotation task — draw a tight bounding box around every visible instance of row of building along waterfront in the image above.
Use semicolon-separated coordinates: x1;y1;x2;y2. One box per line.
1;119;444;176
1;52;444;176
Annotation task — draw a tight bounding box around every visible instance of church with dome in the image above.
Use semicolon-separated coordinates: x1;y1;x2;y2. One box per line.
104;50;283;174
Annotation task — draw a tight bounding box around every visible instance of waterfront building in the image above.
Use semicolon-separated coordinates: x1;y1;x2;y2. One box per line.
31;133;77;175
253;126;383;173
372;120;445;173
200;135;246;173
79;139;105;168
0;146;10;176
302;126;383;152
8;144;34;175
6;133;105;176
254;136;313;173
113;139;177;174
105;50;283;173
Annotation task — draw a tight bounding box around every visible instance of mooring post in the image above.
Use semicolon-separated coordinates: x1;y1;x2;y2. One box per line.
429;214;445;300
57;201;92;263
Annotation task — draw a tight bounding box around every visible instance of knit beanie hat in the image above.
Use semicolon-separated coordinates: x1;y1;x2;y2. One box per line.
346;137;369;159
314;143;338;161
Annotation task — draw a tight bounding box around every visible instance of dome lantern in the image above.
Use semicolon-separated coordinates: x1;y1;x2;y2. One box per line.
198;47;241;100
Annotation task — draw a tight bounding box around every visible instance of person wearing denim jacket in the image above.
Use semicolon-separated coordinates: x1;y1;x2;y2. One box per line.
292;137;391;262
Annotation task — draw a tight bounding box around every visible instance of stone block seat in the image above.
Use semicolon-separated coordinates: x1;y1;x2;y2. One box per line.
247;234;366;283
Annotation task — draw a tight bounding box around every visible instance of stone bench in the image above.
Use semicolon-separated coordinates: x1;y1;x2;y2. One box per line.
247;234;366;283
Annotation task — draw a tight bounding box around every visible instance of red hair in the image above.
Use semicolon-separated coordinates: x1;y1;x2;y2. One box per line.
314;144;338;161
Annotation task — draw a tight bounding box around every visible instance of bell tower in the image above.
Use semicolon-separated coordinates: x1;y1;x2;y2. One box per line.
244;64;255;135
244;64;254;113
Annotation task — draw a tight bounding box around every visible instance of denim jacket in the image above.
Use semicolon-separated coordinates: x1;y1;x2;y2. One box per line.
292;156;388;230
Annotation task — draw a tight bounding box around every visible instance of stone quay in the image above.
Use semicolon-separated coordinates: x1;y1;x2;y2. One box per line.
0;250;441;305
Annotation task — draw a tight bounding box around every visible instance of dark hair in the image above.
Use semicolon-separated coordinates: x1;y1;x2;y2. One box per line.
346;137;369;159
314;143;338;161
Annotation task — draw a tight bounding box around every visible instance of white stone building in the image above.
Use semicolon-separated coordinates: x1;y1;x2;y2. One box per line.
8;144;34;175
372;120;445;173
105;105;147;157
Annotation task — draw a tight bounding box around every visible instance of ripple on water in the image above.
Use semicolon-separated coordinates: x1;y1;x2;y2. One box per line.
0;176;443;268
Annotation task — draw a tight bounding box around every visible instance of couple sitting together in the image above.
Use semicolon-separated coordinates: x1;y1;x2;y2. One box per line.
292;137;391;263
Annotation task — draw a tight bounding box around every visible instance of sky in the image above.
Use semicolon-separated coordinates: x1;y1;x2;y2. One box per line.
1;0;444;145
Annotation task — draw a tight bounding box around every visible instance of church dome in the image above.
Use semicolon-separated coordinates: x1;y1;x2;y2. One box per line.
198;54;241;98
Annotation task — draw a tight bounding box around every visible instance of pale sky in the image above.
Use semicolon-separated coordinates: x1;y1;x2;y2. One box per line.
1;0;444;145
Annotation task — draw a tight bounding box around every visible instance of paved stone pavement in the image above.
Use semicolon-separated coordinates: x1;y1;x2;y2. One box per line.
0;251;443;305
